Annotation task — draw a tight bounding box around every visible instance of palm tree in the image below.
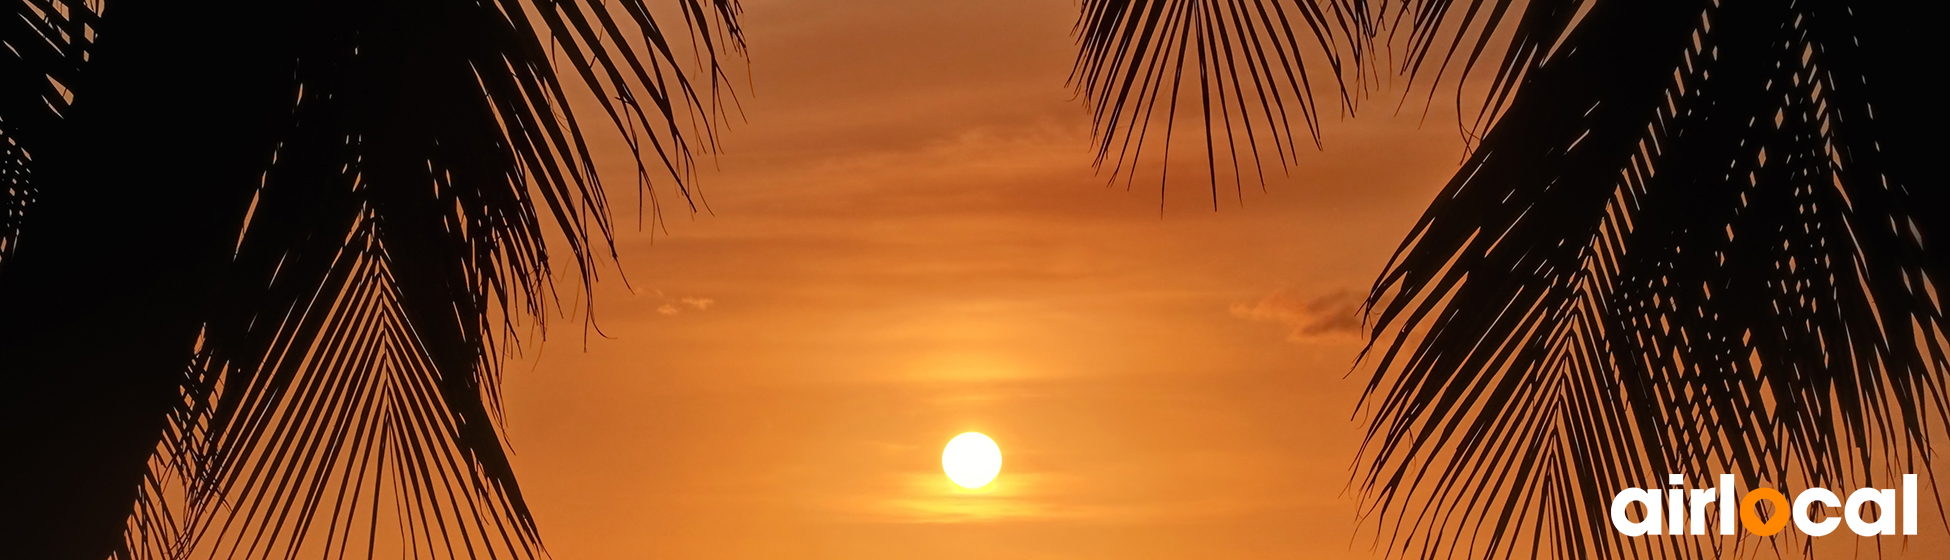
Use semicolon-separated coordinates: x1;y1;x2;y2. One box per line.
0;1;742;558
1075;0;1947;558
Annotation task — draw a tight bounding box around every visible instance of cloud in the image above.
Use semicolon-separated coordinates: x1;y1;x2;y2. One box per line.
1230;288;1364;341
647;292;715;316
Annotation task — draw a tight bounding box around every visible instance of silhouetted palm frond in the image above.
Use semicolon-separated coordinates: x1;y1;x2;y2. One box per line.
0;0;96;270
1082;0;1950;558
1071;0;1354;206
74;1;745;558
1070;0;1581;205
1359;1;1950;558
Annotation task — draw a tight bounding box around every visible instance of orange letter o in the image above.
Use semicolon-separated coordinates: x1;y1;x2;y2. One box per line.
1741;488;1790;536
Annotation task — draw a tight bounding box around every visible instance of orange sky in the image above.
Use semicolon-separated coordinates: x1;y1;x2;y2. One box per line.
495;1;1950;558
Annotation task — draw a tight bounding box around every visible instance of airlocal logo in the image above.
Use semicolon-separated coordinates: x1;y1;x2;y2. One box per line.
1611;474;1917;537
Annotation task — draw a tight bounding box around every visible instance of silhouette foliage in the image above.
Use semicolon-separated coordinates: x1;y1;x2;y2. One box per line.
1078;1;1948;558
0;1;741;559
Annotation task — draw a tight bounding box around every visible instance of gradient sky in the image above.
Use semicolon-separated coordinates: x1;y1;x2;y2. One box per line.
494;1;1950;559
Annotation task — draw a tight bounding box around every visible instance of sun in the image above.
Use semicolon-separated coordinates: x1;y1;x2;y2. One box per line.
941;432;1002;489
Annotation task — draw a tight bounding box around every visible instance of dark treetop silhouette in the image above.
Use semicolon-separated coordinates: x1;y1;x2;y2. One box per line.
0;1;742;559
1076;0;1949;558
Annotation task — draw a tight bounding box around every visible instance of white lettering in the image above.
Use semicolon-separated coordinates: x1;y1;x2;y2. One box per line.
1904;474;1918;535
1793;488;1840;536
1611;488;1662;536
1844;487;1895;536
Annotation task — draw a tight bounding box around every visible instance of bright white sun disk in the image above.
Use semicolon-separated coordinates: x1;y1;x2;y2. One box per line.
942;432;1002;488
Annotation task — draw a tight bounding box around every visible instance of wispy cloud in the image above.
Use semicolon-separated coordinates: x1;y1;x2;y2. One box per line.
1231;288;1364;341
647;290;716;316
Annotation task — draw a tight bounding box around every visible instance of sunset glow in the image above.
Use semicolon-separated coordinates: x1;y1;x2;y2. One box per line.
484;1;1950;559
14;0;1950;558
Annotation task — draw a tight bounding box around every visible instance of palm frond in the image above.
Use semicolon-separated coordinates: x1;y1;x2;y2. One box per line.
0;0;97;269
1072;0;1355;206
1359;1;1950;559
1069;0;1586;204
114;1;744;558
